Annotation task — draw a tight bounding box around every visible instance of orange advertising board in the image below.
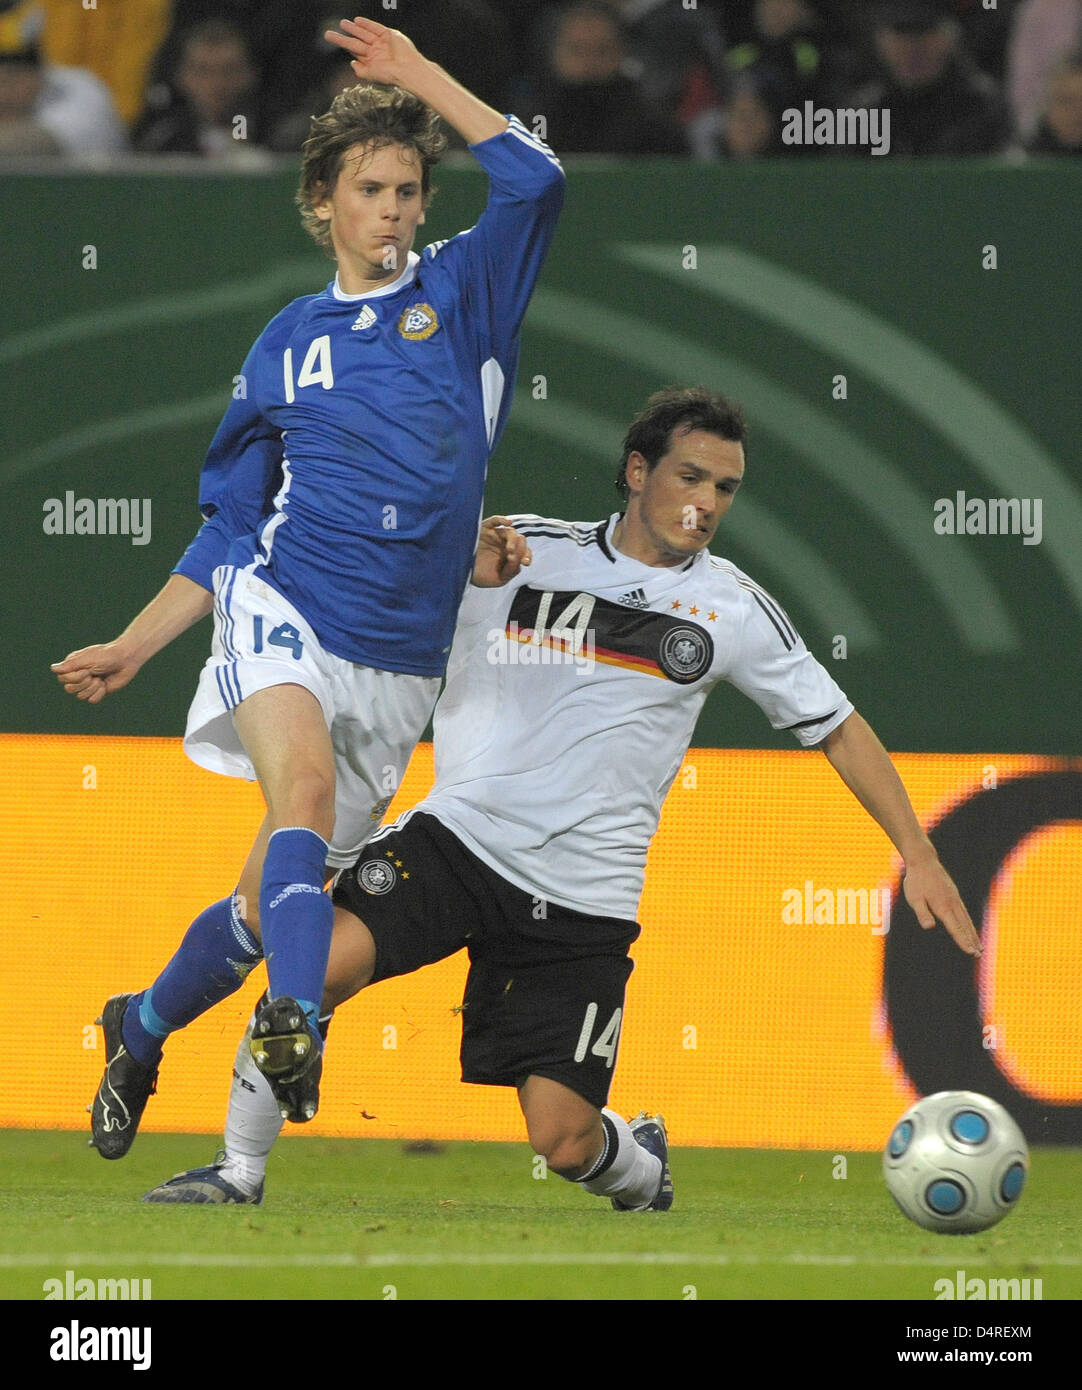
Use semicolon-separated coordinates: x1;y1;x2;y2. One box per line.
2;736;1078;1148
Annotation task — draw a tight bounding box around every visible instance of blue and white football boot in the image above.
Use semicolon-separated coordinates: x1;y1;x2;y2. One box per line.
142;1152;263;1205
612;1112;674;1211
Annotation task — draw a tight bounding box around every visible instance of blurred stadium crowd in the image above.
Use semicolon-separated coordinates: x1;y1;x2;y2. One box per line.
0;0;1079;162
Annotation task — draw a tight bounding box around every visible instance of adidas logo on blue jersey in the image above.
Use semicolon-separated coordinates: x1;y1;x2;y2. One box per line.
351;306;377;332
618;588;649;608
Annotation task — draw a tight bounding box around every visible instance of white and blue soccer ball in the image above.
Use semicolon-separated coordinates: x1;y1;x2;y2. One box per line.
883;1090;1029;1234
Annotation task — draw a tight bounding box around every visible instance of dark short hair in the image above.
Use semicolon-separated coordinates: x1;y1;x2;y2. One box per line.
615;386;748;498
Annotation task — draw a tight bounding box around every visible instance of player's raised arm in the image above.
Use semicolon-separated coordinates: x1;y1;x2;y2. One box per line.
325;17;508;144
51;574;213;704
326;14;564;371
818;711;982;958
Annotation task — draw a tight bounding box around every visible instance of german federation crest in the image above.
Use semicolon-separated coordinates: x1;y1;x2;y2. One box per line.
397;302;440;340
658;626;711;683
357;859;396;894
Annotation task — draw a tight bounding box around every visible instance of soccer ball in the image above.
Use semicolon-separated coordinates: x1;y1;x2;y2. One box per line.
883;1091;1029;1234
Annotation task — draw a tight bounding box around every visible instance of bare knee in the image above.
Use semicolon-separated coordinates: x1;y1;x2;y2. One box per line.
520;1076;603;1179
267;769;335;841
320;908;377;1011
528;1120;604;1180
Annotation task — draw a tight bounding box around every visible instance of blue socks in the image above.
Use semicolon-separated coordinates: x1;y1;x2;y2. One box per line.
121;895;262;1067
119;827;332;1068
259;826;333;1038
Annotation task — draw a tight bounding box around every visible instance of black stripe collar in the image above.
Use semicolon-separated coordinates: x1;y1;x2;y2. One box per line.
595;517;617;562
601;513;701;572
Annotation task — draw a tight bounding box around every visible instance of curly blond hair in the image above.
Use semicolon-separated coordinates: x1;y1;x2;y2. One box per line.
296;83;447;258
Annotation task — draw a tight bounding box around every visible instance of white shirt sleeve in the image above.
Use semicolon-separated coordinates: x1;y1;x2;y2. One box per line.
722;580;853;746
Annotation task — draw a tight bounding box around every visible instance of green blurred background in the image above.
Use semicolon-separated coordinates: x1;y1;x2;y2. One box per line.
3;156;1079;750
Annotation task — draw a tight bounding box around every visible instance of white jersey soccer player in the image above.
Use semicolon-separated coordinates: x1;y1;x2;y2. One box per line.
144;386;982;1213
425;513;851;922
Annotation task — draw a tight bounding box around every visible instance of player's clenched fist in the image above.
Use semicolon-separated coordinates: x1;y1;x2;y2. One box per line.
51;641;141;704
324;17;422;86
472;516;532;588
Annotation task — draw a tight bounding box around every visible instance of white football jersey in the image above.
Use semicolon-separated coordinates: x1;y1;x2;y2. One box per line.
417;514;853;919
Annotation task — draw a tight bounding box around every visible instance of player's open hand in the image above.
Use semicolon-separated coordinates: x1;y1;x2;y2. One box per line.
50;640;141;704
472;517;532;588
324;17;421;87
902;852;982;957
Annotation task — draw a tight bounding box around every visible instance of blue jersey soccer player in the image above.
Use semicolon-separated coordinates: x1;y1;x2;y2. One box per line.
141;386;981;1213
52;17;564;1150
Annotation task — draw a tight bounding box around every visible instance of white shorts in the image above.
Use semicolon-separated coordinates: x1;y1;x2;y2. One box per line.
184;563;441;868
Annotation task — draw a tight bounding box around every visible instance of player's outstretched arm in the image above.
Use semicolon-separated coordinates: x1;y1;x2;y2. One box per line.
51;573;213;704
325;16;508;145
818;711;982;958
471;516;532;588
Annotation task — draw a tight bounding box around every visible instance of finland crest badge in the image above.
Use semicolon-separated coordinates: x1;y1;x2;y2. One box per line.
398;301;440;340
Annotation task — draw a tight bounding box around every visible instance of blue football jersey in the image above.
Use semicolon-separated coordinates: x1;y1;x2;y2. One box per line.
173;117;564;676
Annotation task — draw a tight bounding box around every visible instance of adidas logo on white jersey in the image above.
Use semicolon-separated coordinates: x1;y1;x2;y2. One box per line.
618;587;649;608
351;306;377;331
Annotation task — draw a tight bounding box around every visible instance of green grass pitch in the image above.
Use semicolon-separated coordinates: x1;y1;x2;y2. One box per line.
2;1131;1079;1302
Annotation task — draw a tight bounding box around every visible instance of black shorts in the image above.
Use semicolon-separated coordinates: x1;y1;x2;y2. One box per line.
332;812;640;1110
